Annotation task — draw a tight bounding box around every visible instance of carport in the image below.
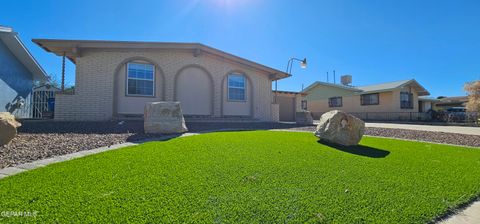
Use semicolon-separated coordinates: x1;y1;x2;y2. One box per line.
273;90;306;122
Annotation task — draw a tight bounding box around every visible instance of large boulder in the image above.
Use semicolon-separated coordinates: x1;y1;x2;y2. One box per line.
0;112;21;146
314;110;364;146
296;111;314;125
144;102;188;134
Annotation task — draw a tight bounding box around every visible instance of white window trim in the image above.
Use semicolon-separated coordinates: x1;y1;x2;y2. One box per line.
227;74;247;102
126;62;155;97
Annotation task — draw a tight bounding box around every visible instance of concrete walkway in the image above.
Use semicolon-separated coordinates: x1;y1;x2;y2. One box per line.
440;201;480;224
365;123;480;136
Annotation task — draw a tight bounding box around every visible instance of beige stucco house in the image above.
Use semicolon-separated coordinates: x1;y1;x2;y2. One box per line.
33;39;290;121
303;79;432;120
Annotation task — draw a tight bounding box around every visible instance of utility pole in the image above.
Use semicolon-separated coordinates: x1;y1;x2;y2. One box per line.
61;52;66;91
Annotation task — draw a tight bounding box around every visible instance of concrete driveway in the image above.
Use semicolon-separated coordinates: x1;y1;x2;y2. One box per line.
365;123;480;136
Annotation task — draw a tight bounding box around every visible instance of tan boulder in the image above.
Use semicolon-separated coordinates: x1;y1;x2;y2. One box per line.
144;102;188;134
0;112;21;146
296;111;314;125
314;110;364;146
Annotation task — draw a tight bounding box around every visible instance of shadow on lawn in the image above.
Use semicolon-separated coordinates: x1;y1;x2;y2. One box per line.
318;140;390;158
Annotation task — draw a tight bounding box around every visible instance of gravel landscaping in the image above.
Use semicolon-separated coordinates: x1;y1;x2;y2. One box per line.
365;127;480;147
0;120;478;169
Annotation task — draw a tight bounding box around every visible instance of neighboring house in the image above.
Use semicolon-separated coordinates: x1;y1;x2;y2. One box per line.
302;79;430;120
0;26;47;118
33;39;290;121
272;90;306;122
434;96;468;110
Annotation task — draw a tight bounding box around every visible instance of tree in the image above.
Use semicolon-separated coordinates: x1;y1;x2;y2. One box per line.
464;80;480;112
34;73;60;88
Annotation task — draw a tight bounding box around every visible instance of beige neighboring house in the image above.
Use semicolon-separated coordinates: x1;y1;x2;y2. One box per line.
303;79;432;120
33;39;290;121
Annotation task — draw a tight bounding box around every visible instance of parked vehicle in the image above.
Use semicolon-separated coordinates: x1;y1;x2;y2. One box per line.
445;107;467;122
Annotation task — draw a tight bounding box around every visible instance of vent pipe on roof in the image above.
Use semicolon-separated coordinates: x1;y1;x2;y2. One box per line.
333;70;336;84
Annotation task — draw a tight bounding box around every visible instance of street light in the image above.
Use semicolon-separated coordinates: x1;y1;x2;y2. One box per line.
274;57;307;103
300;58;307;68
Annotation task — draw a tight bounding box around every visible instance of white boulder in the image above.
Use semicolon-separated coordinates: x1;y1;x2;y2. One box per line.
144;102;188;134
314;110;365;146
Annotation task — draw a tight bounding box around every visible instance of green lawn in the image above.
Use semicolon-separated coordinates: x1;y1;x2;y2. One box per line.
1;131;479;223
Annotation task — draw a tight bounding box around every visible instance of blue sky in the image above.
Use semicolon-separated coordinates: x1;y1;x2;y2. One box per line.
2;0;479;97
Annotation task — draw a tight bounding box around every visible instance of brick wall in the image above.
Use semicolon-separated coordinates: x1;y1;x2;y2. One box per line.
54;49;275;121
270;104;279;122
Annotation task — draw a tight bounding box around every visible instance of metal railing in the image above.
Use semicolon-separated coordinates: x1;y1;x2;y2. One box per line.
434;111;479;125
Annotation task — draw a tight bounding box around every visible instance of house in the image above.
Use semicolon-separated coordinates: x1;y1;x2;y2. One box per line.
0;26;47;118
302;78;431;120
32;39;290;121
434;96;468;110
272;90;306;122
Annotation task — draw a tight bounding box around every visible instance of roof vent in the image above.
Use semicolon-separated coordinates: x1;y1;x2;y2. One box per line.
341;75;352;86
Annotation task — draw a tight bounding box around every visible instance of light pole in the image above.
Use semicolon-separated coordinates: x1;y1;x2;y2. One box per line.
274;57;307;103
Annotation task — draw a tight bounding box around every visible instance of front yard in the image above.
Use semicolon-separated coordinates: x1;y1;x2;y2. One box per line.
0;131;479;223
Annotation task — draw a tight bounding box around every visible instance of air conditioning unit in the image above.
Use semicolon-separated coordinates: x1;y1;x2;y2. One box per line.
341;75;352;86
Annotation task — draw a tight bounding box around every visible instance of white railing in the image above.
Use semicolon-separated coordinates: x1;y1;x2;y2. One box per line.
32;89;56;119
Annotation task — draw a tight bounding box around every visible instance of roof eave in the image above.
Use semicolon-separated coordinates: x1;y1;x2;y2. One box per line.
302;81;362;93
0;31;48;80
400;79;430;96
32;39;290;80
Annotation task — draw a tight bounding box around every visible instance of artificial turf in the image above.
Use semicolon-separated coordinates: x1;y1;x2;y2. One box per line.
0;131;479;223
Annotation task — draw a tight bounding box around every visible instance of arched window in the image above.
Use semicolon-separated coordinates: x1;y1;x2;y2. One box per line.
227;73;246;101
126;62;155;96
